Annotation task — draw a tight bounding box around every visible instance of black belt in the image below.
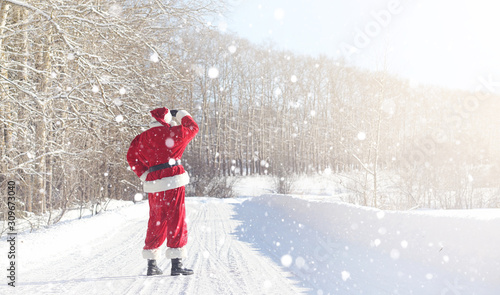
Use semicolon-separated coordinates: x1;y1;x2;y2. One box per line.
148;160;181;173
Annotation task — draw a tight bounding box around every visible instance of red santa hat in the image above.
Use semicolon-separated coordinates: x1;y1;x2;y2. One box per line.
150;107;172;126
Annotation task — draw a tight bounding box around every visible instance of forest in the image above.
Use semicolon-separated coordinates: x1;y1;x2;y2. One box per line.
1;0;499;225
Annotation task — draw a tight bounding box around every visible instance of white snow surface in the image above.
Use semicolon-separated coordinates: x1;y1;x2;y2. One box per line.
2;178;500;294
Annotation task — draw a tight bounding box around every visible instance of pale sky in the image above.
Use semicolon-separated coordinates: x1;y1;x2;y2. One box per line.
222;0;500;92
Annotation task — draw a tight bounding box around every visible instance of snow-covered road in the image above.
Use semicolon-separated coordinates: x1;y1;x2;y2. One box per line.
6;198;306;295
3;195;500;295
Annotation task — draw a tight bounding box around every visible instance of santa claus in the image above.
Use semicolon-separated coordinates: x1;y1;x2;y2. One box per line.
127;107;199;276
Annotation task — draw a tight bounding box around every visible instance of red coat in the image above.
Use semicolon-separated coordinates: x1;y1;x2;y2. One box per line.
127;108;199;193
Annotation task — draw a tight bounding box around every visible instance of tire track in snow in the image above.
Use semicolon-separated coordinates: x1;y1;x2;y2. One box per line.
184;200;244;295
183;199;307;295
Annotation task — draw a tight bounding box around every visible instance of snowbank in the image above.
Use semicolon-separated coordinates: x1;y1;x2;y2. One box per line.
234;194;500;294
1;199;135;238
1;200;140;267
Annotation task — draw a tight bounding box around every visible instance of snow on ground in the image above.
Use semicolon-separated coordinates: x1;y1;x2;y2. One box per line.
1;176;499;294
240;194;500;294
1;197;307;295
1;199;137;236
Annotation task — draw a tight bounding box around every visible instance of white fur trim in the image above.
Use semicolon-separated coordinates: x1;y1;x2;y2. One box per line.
143;171;190;193
164;110;172;124
143;248;162;260
139;171;149;182
176;110;191;121
165;247;187;259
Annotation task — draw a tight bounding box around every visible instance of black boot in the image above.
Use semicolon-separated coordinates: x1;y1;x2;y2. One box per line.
147;259;163;276
171;258;194;276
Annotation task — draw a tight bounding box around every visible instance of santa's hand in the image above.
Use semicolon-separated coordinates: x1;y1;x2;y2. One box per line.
170;109;178;117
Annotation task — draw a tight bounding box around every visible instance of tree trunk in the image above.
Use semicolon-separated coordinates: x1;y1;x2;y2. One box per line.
35;25;52;213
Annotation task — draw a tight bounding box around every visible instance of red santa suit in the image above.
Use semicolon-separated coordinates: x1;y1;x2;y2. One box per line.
127;107;198;260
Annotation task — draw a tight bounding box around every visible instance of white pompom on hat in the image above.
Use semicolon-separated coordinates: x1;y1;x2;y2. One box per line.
164;110;172;124
150;107;172;126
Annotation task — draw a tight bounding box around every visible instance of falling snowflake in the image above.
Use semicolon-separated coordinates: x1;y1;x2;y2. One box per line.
228;45;237;54
341;271;351;281
134;193;143;202
401;240;408;249
119;87;126;95
442;255;450;263
92;85;99;93
208;67;219;79
150;52;159;63
115;115;124;123
291;75;298;83
165;138;175;148
357;132;366;141
281;254;293;267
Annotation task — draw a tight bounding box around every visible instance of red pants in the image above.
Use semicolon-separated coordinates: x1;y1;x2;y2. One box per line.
143;187;188;250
